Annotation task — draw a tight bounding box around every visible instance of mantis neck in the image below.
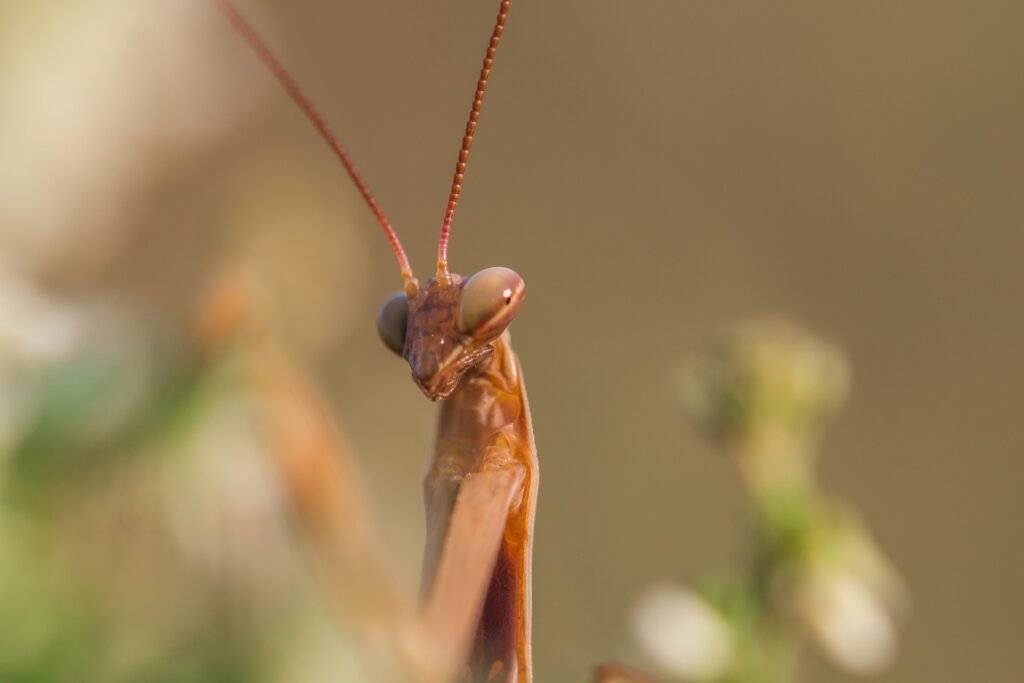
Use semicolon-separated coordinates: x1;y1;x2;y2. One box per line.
434;332;527;467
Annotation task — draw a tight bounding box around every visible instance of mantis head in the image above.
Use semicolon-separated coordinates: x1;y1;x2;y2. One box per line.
214;0;521;400
366;0;521;402
377;267;526;401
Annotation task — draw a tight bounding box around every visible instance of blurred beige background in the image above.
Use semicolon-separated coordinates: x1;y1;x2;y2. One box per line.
3;1;1022;681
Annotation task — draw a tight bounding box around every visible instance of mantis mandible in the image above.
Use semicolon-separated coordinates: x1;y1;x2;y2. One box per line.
214;1;537;680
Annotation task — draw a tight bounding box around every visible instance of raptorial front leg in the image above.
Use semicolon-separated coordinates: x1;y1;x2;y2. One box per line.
421;476;460;598
420;465;526;680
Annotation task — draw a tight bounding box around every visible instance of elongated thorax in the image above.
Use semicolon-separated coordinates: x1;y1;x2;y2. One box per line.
421;332;538;682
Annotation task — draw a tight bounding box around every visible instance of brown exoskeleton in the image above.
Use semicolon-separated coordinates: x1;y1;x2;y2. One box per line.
215;1;537;680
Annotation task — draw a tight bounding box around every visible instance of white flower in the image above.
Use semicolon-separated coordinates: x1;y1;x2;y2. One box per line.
163;396;295;594
632;582;734;681
799;567;898;674
0;263;87;454
0;264;84;368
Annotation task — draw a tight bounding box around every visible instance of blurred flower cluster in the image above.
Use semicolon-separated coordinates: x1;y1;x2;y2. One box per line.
0;2;405;681
0;271;404;682
631;319;907;682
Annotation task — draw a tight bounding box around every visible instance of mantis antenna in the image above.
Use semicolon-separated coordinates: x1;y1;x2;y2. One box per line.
436;0;513;280
212;0;416;294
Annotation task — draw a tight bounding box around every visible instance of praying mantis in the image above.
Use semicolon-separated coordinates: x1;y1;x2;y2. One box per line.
214;1;538;680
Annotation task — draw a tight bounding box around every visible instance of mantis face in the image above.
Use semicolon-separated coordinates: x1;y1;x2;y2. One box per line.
377;267;526;401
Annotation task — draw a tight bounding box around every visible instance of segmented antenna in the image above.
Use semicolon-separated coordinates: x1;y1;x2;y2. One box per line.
436;0;513;279
213;0;416;291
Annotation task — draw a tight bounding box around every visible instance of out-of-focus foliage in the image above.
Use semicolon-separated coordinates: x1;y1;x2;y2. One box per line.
0;283;384;682
629;320;906;683
0;3;385;681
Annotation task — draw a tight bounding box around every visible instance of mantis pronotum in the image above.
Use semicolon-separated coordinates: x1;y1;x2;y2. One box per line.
214;1;537;680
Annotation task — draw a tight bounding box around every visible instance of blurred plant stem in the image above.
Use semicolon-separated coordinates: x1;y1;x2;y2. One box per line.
625;318;905;683
195;269;444;683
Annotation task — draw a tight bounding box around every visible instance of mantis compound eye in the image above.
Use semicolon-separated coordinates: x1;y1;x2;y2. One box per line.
376;291;409;356
458;267;526;340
